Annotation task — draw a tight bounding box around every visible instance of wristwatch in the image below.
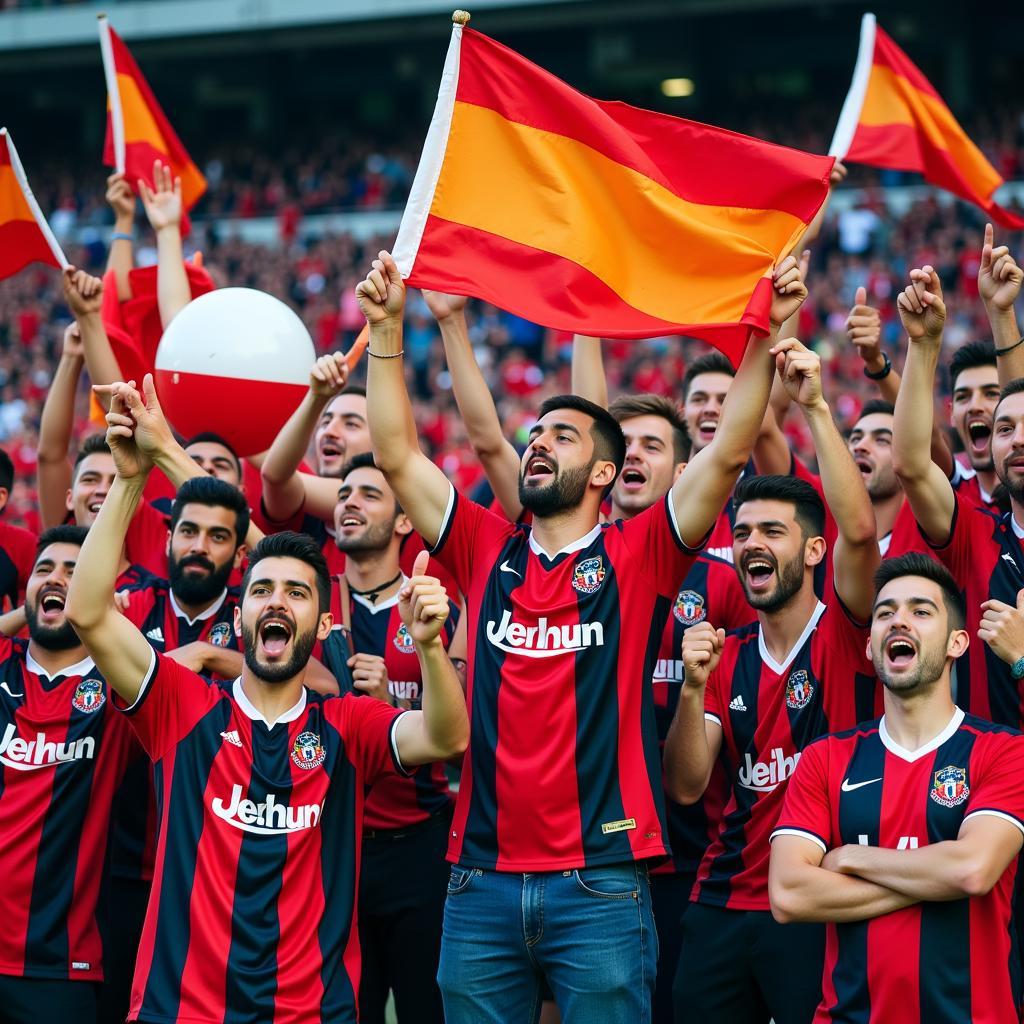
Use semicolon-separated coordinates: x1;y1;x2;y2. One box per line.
863;353;892;381
1011;655;1024;680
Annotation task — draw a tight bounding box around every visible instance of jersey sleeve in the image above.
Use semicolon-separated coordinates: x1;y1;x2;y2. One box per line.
119;587;158;630
923;490;994;584
770;738;832;854
430;484;517;597
619;494;706;599
113;650;225;762
963;732;1024;837
703;664;724;726
331;693;408;787
124;501;170;578
8;526;36;605
817;598;878;728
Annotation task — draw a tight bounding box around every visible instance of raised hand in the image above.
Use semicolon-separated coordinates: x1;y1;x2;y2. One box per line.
105;171;136;226
62;266;103;318
94;373;175;468
770;252;809;328
309;353;350;398
347;653;391;704
979;592;1024;668
681;621;725;690
422;289;468;323
61;322;84;360
846;287;884;372
398;550;450;646
896;266;946;344
98;380;153;483
355;250;406;325
139;160;182;233
979;223;1023;314
770;337;824;410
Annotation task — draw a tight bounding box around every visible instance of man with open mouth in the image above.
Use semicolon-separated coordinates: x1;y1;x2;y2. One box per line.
770;552;1024;1024
0;525;138;1023
65;374;469;1024
664;339;880;1024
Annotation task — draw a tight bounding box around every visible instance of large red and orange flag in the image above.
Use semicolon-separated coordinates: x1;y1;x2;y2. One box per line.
831;14;1024;229
394;19;834;356
98;15;206;215
0;128;68;282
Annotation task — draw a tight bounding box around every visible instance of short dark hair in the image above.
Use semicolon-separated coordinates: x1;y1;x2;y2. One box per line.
734;474;826;540
873;552;965;631
241;531;331;614
682;352;735;401
536;394;627;478
170;476;250;546
184;432;242;479
35;524;89;560
72;435;111;482
948;340;996;393
339;451;402;513
0;450;13;493
857;399;895;421
608;394;691;463
996;377;1024;414
339;384;366;399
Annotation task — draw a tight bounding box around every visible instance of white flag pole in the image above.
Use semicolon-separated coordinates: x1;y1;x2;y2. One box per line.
829;13;877;159
1;128;70;270
97;13;126;173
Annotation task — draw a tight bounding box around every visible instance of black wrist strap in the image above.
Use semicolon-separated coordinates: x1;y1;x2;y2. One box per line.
995;336;1024;357
863;352;892;380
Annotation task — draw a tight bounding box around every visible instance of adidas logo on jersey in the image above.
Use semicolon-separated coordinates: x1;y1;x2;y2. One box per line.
486;610;604;658
211;784;323;835
146;626;164;643
729;695;747;712
737;747;800;793
0;722;95;771
220;730;242;748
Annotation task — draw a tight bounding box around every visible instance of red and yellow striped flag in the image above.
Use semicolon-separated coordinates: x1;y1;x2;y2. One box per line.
0;128;67;282
99;16;206;215
394;22;834;357
831;14;1024;229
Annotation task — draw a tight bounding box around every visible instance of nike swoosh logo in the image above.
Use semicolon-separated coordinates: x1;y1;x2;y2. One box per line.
499;561;521;578
0;683;23;698
841;777;882;792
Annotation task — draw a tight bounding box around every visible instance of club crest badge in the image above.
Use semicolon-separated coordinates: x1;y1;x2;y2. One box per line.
208;622;233;648
393;624;416;654
785;669;814;710
674;589;706;626
572;557;606;595
72;678;106;714
930;765;969;808
291;731;326;770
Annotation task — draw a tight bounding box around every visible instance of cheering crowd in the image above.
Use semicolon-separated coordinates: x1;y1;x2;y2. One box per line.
0;123;1023;1024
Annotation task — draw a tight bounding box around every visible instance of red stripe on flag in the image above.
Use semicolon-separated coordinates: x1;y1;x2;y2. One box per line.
0;219;61;281
406;215;768;361
455;29;832;223
872;26;942;102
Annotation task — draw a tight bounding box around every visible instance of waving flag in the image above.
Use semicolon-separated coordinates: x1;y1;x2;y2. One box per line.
831;13;1024;229
394;19;833;357
98;15;206;215
0;128;67;282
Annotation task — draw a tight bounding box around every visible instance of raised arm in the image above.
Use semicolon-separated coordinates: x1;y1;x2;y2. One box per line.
358;252;454;548
671;254;808;546
664;622;725;804
65;386;157;703
847;287;953;477
140;161;190;329
425;290;523;521
61;266;124;403
37;321;84;528
391;552;469;765
775;338;878;621
891;267;956;543
978;223;1024;385
260;352;350;522
571;335;609;408
104;172;135;302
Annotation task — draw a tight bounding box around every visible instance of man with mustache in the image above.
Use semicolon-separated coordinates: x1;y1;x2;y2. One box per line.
893;266;1024;730
664;340;879;1024
65;374;470;1024
769;553;1024;1023
357;248;807;1023
0;526;137;1022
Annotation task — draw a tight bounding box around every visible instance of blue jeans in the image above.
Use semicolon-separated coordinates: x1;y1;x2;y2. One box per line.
437;862;657;1024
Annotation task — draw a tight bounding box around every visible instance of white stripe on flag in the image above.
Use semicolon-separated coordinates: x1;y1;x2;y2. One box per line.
97;15;126;173
829;12;877;159
1;128;68;269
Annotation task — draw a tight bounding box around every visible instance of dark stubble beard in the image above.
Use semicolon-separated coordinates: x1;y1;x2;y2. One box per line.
169;552;235;606
25;602;81;651
739;550;806;612
241;620;318;684
335;517;396;554
874;642;947;695
997;460;1024;504
519;462;593;517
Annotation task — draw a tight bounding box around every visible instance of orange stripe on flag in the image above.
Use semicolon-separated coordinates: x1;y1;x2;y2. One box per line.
0;165;36;224
432;101;806;326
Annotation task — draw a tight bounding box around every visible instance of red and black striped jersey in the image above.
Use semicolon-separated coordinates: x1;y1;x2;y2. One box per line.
0;639;136;982
773;710;1024;1023
119;652;406;1024
951;460;1000;512
123;498;173;579
433;484;703;871
0;521;35;613
926;492;1024;728
694;598;878;910
318;576;458;830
